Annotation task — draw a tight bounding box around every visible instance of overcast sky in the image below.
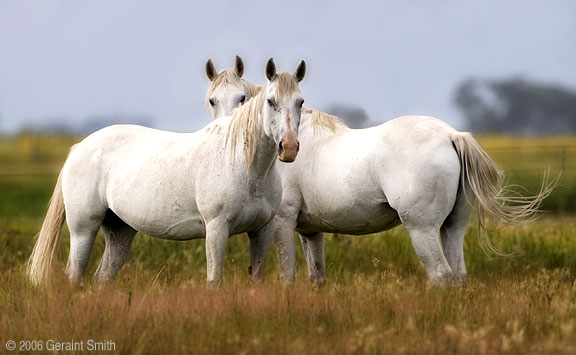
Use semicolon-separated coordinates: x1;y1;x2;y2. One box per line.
0;0;575;134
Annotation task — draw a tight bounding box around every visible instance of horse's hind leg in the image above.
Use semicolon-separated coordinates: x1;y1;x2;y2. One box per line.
66;215;104;285
67;229;99;284
299;232;325;286
404;224;453;285
440;183;473;282
393;183;456;285
94;211;137;284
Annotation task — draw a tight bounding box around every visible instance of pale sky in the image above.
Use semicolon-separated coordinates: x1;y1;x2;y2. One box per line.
0;0;575;133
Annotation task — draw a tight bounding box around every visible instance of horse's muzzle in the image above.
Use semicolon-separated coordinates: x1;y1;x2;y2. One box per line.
278;134;300;163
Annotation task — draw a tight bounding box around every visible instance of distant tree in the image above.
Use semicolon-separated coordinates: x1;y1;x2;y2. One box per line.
454;77;576;134
324;104;369;128
20;117;76;134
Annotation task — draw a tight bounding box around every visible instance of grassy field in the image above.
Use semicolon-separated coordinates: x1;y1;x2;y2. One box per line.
0;134;575;354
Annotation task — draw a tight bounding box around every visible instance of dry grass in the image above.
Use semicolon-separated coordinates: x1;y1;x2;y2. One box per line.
2;217;576;354
1;261;575;354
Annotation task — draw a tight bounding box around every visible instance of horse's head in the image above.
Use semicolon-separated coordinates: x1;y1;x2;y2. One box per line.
262;58;306;163
205;55;256;119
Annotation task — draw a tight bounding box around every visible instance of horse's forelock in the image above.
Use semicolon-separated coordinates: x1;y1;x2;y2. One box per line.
272;72;300;99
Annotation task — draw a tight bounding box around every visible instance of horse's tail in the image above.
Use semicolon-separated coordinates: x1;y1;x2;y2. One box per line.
27;169;66;286
450;132;555;255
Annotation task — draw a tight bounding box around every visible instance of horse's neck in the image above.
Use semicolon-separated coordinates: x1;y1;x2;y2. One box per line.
246;123;278;180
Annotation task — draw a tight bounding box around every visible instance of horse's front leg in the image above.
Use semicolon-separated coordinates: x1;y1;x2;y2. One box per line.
248;228;273;283
273;218;298;284
205;219;229;288
299;232;326;286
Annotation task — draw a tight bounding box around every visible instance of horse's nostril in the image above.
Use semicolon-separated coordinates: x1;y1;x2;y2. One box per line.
279;141;283;151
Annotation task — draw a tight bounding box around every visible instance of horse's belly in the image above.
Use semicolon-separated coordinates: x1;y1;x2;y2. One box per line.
296;201;401;235
144;217;207;240
112;205;207;240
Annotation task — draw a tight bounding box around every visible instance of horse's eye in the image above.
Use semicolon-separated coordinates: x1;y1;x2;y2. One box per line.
239;95;246;104
267;98;276;107
209;98;216;107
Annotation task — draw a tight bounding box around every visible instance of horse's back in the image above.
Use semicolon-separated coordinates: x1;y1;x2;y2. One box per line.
63;124;203;195
376;115;461;173
69;124;202;157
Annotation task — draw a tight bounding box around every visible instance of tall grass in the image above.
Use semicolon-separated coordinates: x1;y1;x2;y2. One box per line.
1;223;575;354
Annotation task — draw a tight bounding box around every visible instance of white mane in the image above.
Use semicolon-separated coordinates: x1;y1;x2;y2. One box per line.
303;108;348;134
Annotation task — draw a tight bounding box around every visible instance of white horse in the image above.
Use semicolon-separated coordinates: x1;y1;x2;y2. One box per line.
207;76;553;286
28;58;307;287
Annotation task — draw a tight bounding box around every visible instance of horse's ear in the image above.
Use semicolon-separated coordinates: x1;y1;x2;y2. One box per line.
266;58;277;81
234;55;244;78
294;60;306;83
206;59;217;81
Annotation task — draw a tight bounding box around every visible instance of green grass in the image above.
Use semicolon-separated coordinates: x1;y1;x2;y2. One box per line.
1;135;575;354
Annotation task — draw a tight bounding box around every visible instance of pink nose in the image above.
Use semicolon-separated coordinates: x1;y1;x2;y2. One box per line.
278;132;300;163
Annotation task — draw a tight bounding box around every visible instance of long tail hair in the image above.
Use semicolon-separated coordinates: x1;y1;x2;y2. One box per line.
27;169;66;285
451;132;555;255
